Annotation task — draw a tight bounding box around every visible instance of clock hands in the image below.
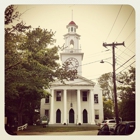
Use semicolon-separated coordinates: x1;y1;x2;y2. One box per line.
69;61;74;66
65;57;79;70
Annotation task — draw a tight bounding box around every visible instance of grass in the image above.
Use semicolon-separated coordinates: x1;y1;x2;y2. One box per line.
22;125;100;132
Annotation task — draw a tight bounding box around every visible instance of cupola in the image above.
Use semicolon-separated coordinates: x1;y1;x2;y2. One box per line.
66;21;78;33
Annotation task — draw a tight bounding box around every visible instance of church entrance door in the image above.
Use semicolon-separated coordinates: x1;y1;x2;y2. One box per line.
83;109;88;123
69;109;74;123
56;109;61;123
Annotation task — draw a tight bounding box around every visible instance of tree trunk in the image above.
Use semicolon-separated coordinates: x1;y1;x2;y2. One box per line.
18;98;23;125
18;112;23;125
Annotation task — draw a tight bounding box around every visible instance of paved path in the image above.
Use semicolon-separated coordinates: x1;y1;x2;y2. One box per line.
17;130;98;135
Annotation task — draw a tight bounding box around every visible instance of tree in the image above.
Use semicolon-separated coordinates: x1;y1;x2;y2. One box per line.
103;97;114;119
98;73;115;119
117;67;135;121
98;72;114;100
5;5;77;125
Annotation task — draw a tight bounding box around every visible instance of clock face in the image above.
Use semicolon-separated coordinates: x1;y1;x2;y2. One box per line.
65;57;79;70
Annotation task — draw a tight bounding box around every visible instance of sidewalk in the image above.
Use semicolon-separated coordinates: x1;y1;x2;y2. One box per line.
17;130;98;135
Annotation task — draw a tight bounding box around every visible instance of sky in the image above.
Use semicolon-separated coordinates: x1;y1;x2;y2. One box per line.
8;4;135;82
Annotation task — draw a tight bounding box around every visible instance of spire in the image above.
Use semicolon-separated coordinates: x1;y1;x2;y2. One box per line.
71;10;73;21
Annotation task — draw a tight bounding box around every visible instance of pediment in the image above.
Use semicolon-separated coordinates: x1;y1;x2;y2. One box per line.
51;75;95;86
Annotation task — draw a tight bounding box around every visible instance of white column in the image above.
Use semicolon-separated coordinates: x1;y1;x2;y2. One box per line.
90;89;95;124
49;89;54;124
63;89;67;124
77;89;81;124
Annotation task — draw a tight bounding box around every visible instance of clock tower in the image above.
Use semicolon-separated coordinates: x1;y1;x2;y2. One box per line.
60;21;84;75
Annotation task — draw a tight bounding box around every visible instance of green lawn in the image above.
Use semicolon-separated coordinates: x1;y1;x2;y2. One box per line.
22;125;100;132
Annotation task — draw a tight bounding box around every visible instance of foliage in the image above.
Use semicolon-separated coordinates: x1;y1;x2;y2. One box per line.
5;5;20;25
98;72;114;100
117;67;135;121
118;99;135;121
98;72;114;119
117;66;135;100
5;5;77;125
103;97;114;119
98;67;135;121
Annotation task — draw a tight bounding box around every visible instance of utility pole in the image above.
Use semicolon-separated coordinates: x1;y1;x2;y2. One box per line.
103;42;125;124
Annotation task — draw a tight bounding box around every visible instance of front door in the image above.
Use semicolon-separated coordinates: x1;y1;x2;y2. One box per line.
69;109;74;123
83;109;88;123
56;109;61;123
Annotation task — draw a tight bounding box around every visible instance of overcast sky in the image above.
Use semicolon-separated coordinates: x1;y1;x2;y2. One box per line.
12;4;135;82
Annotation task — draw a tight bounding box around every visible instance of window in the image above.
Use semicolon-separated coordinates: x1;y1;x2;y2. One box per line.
94;94;98;103
45;110;49;118
83;91;87;101
70;44;74;49
71;27;73;32
95;115;99;119
95;110;99;119
56;91;62;101
109;120;115;123
45;96;49;103
70;39;74;46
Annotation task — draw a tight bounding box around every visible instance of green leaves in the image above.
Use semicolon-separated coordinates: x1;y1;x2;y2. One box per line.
118;100;135;121
117;67;135;100
5;5;19;25
116;67;135;121
103;98;114;119
98;72;113;100
5;5;78;125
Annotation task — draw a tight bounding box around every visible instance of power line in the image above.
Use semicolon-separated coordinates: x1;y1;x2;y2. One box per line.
80;57;111;66
116;61;135;75
116;40;135;58
83;50;111;59
53;61;135;88
115;55;135;71
105;5;123;42
116;48;135;59
124;28;135;41
115;9;134;41
115;28;135;58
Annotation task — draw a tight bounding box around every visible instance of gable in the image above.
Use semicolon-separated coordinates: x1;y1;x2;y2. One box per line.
51;75;95;86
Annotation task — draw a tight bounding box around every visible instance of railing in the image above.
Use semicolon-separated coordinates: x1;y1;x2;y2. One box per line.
64;49;81;53
17;123;28;131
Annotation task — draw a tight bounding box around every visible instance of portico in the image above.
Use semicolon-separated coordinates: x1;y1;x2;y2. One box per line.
49;81;96;125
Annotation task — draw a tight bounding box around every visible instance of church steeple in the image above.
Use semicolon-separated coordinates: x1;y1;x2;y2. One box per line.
60;20;84;75
63;20;81;52
66;21;78;33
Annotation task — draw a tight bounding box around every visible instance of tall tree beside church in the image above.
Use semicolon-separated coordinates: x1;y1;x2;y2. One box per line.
5;5;77;125
98;72;114;118
103;97;114;119
117;66;135;121
98;72;114;100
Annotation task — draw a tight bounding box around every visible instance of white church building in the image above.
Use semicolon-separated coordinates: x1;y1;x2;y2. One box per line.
40;20;104;125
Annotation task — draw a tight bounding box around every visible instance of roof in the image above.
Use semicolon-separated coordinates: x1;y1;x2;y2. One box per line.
69;21;76;25
66;21;78;28
50;74;95;87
